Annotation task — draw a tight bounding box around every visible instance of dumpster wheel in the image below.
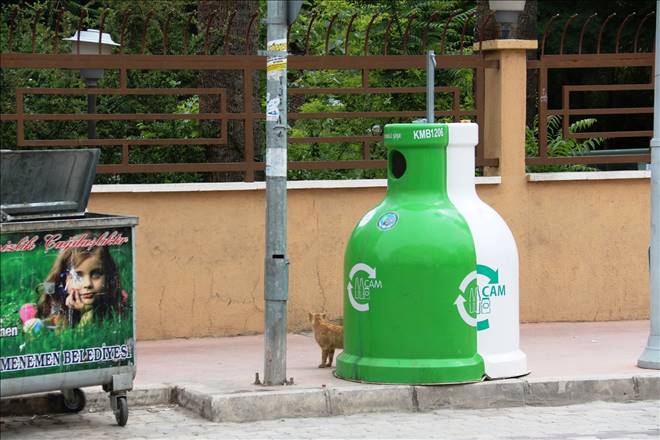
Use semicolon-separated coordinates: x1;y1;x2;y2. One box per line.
113;395;128;426
62;388;86;413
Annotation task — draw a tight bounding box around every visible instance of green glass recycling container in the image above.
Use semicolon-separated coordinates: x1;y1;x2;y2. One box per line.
335;123;484;384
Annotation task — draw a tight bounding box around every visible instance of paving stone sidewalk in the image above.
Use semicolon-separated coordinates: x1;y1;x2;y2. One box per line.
2;400;659;439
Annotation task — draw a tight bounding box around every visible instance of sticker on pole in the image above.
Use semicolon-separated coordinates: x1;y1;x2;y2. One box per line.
347;263;382;312
267;38;287;52
266;96;280;122
266;148;287;177
267;56;287;79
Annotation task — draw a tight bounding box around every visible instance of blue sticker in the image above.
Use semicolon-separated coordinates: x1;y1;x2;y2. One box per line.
377;212;398;231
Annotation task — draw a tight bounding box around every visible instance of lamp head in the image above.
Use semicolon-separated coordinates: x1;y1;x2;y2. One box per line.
63;29;120;83
488;1;526;39
64;29;119;55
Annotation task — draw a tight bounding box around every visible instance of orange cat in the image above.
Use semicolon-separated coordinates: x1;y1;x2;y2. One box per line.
308;312;343;368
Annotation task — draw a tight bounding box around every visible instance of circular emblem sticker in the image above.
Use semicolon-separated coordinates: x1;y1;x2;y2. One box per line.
377;212;398;231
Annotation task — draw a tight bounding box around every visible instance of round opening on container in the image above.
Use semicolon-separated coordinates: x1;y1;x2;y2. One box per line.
390;150;406;179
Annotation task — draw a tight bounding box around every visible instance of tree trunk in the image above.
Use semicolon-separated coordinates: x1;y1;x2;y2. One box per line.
198;0;259;182
519;1;538;129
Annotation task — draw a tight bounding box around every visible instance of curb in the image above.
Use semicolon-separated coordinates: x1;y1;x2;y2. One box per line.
174;374;660;423
2;374;658;422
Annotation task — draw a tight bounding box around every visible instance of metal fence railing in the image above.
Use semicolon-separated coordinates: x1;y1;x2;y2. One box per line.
1;6;656;180
0;53;493;182
0;5;494;182
526;11;655;169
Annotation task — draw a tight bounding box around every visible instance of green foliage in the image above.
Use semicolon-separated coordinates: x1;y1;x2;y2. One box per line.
288;96;386;180
1;0;481;183
536;1;655;158
286;0;477;180
289;0;476;56
0;1;207;184
0;0;200;55
538;1;656;55
12;1;634;181
525;115;603;172
119;93;206;184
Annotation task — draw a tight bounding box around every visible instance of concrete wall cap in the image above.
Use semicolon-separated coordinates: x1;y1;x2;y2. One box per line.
473;39;538;52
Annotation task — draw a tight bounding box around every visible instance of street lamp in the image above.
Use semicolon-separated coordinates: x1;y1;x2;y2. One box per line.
63;29;119;139
488;1;526;39
638;2;660;370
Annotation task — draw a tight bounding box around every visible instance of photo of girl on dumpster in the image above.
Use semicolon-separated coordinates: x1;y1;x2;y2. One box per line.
0;227;135;380
35;232;129;331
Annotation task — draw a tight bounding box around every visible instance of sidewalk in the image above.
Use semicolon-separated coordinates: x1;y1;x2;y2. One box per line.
2;321;659;423
136;320;654;389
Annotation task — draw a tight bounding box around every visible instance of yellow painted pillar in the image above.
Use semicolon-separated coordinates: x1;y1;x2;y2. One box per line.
476;39;537;179
474;39;537;322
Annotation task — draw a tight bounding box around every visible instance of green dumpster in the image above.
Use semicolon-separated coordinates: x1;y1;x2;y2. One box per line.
335;123;484;384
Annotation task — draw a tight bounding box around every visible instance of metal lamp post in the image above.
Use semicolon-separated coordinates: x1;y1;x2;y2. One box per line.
638;1;660;370
488;0;526;39
63;29;119;139
263;0;302;387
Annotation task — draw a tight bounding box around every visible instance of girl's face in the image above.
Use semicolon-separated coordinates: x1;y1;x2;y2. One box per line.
69;253;106;305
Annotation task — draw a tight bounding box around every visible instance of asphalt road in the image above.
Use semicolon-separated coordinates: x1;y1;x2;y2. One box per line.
1;400;658;439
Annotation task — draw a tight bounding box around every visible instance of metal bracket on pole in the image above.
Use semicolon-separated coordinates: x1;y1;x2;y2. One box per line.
286;1;303;25
265;256;289;301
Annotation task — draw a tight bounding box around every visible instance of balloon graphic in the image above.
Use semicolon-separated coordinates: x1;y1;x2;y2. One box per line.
23;318;43;334
19;303;37;323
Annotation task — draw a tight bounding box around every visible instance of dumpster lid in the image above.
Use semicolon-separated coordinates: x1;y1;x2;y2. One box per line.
1;149;100;222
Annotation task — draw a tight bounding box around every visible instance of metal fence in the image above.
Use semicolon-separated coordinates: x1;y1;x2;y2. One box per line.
0;6;656;180
527;11;655;169
0;6;493;182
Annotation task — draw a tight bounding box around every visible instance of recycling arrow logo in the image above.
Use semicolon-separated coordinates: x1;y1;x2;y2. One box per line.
347;263;381;312
454;265;496;331
476;264;498;284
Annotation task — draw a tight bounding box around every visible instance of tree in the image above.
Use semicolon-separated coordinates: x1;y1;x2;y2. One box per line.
197;0;260;182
